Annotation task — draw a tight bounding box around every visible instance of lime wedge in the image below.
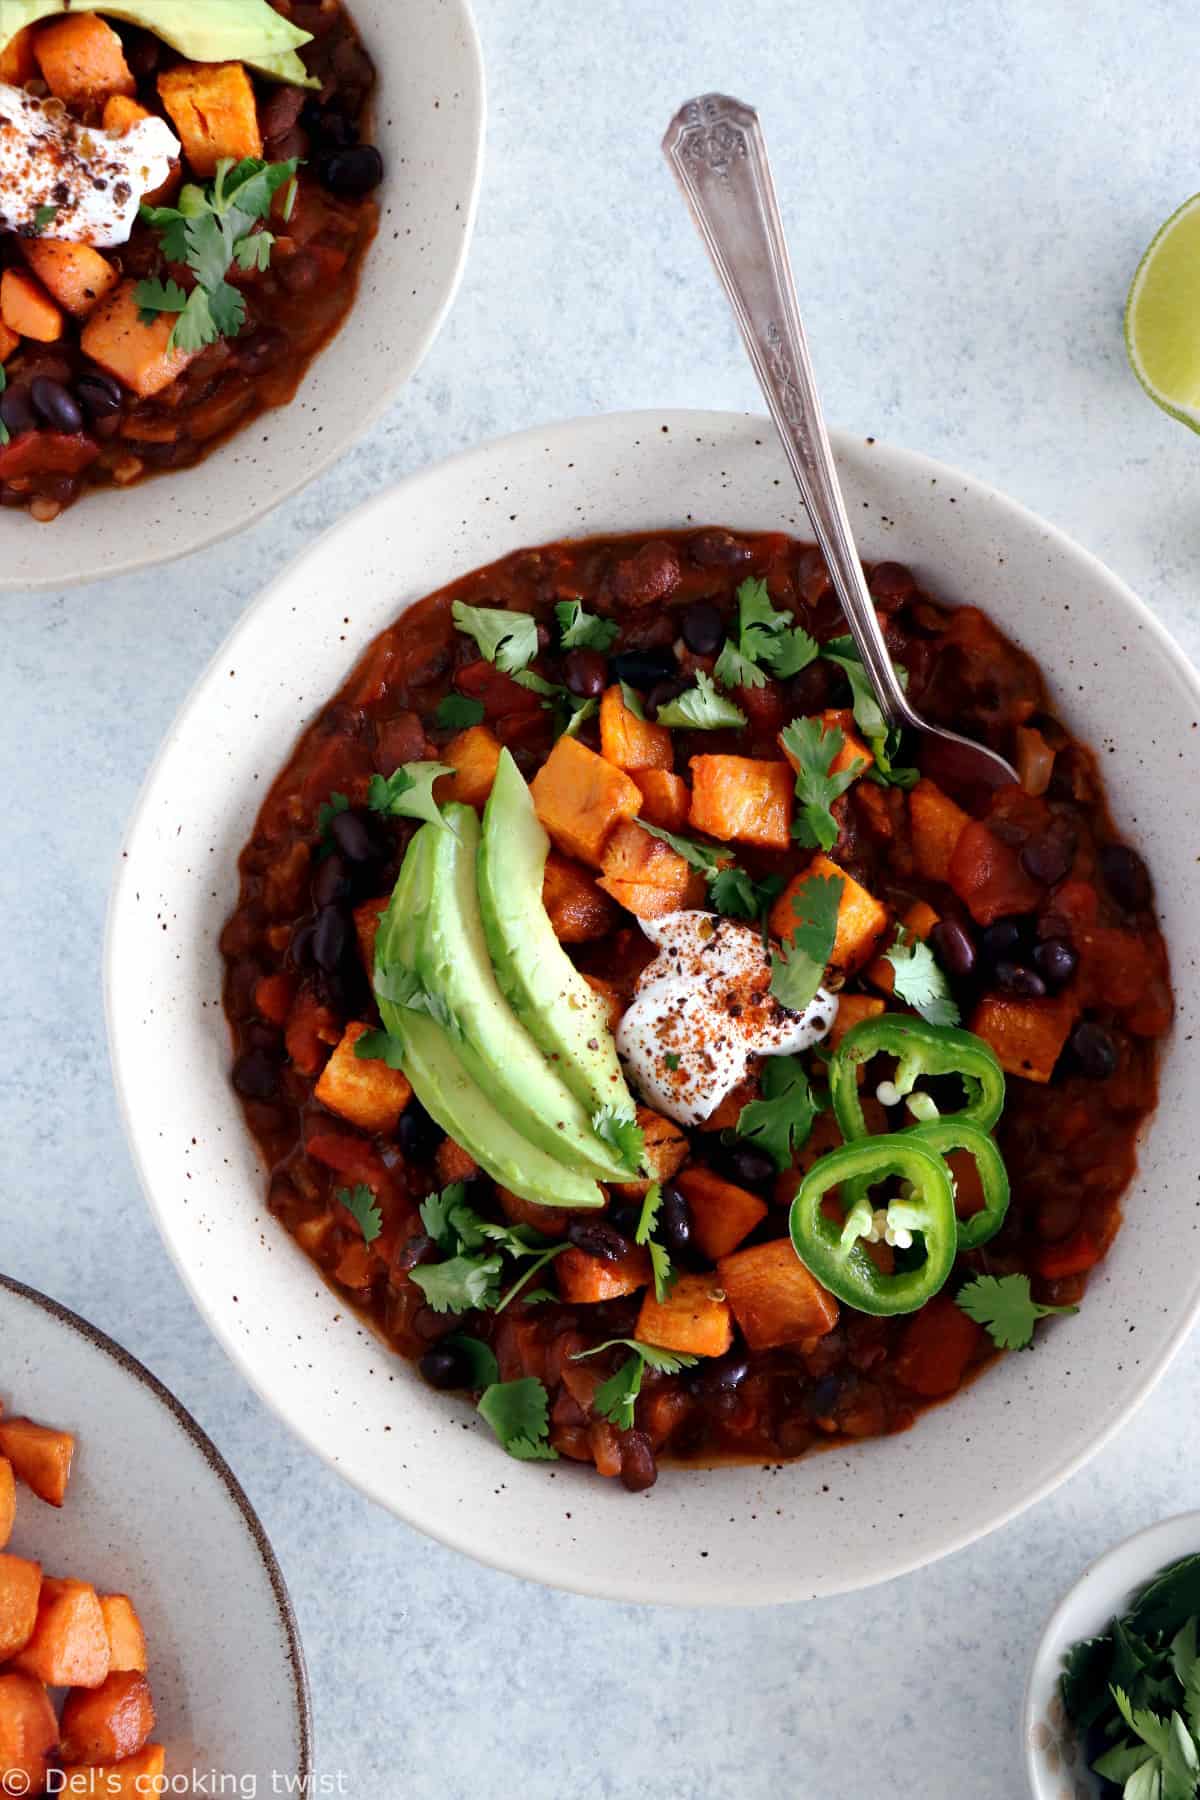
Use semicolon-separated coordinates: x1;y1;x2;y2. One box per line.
1125;193;1200;431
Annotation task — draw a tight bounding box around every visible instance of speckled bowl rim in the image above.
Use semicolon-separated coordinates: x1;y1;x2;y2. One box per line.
105;410;1200;1605
0;1271;313;1769
1023;1510;1200;1797
0;0;487;592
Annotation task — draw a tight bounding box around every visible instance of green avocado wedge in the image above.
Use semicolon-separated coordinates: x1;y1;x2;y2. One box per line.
0;1;318;86
478;750;636;1122
374;833;604;1212
408;803;636;1182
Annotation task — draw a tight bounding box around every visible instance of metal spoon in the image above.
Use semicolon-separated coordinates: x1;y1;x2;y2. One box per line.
663;93;1017;790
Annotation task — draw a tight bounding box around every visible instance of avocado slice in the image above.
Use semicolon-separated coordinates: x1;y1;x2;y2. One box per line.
0;1;318;87
375;834;604;1211
407;803;635;1182
478;750;636;1123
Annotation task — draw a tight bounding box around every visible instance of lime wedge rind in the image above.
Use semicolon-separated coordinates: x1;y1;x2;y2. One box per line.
1125;191;1200;434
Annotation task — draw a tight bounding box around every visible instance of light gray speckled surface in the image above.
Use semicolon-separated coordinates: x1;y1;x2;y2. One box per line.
4;2;1200;1795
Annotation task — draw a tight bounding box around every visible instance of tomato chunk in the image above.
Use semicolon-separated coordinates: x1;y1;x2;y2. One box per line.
0;430;99;480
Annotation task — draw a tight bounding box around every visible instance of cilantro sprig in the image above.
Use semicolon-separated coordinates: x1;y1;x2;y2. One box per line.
884;928;960;1028
821;636;919;789
572;1338;699;1430
373;964;458;1036
335;1183;382;1245
591;1107;645;1174
769;873;843;1011
735;1056;822;1171
635;820;783;926
407;1183;566;1316
713;577;819;689
513;668;598;738
136;156;298;352
780;716;868;852
451;601;538;675
556;599;619;652
955;1273;1078;1351
367;760;455;831
477;1377;557;1460
655;671;748;731
635;1182;675;1303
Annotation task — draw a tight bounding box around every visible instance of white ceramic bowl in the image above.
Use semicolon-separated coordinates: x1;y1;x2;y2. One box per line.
107;409;1200;1606
0;1274;309;1786
2;0;485;591
1024;1512;1200;1799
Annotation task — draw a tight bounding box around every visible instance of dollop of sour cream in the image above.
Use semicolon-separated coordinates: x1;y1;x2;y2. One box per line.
614;910;838;1126
0;83;179;247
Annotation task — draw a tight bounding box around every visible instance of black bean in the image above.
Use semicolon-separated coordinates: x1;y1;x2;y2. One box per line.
607;1203;643;1239
1020;821;1077;886
808;1374;843;1416
929;918;975;979
0;385;36;436
123;28;160;77
563;648;607;697
723;1144;776;1190
30;376;83;434
303;103;360;149
1069;1020;1119;1080
75;373;123;421
656;1183;694;1261
232;1046;282;1101
566;1219;631;1263
994;961;1047;998
619;1430;658;1492
397;1233;439;1271
312;852;352;907
396;1101;441;1161
289;921;315;968
329;809;374;863
419;1343;475;1389
312;903;350;971
1099;843;1152;912
681;600;725;655
979;920;1024;965
785;661;834;715
646;678;687;717
692;1352;750;1396
258;83;306;142
689;529;753;569
610;648;678;690
1033;938;1078;990
315;144;384;197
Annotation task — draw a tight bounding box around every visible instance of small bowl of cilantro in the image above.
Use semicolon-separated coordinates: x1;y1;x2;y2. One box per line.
1025;1512;1200;1799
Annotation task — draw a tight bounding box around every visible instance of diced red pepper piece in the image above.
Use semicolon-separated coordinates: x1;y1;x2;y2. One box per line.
0;430;99;479
454;659;543;720
305;1130;392;1193
947;820;1043;926
1035;1227;1102;1281
894;1295;985;1397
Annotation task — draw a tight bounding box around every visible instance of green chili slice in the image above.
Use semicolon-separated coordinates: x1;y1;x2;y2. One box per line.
830;1015;1005;1143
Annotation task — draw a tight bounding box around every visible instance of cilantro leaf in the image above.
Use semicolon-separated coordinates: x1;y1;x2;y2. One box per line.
32;203;58;233
635;1183;663;1244
234;230;275;272
769;873;843;1011
955;1273;1079;1351
353;1027;405;1069
139;205;191;262
513;669;598;738
495;1243;568;1312
781;716;868;851
821;637;919;787
556;599;619;651
134;276;189;325
619;682;646;720
714;577;819;691
435;693;486;730
664;1052;681;1071
335;1183;382;1246
593;1353;644;1429
367;761;455;831
206;280;247;339
451;601;539;675
184;211;230;293
573;1338;698;1375
418;1182;470;1253
410;1252;503;1314
885;930;960;1028
655;671;748;731
477;1377;557;1460
592;1107;645;1173
443;1334;500;1390
374;963;458;1035
637;821;726;874
709;866;785;923
634;1182;676;1302
735;1056;820;1170
169;286;221;353
315;789;349;854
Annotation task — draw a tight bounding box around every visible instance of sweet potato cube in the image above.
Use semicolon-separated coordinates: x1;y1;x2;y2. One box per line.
608;1107;690;1199
0;1461;12;1550
530;735;642;866
496;1186;570;1240
21;240;118;319
60;1670;155;1766
58;1743;166;1798
158;62;263;176
769;854;890;978
895;1294;984;1397
827;993;886;1049
969;993;1075;1084
636;1274;733;1358
555;1244;651;1303
434;1137;477;1186
35;13;134;105
599;685;674;772
632;768;690;831
0;25;38;85
677;1168;767;1261
434;725;502;809
541;853;617;942
0;1417;74;1507
314;1020;411;1135
12;1578;109;1688
717;1239;839;1349
779;708;873;779
597;821;696;918
866;898;939;994
0;1671;57;1798
98;1596;146;1675
910;778;970;883
103;96;180;203
0;1556;42;1660
689;754;793;849
81;281;198;398
1;268;63;343
353;897;388;975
